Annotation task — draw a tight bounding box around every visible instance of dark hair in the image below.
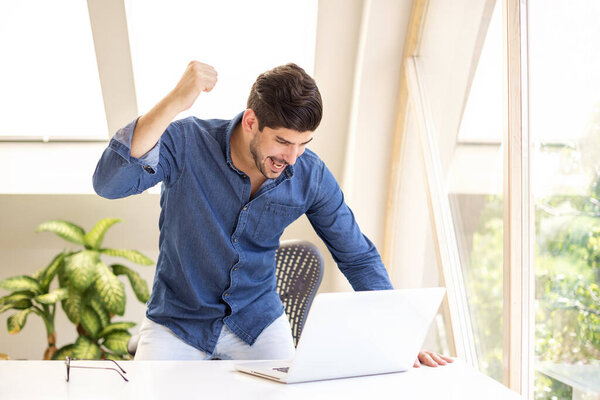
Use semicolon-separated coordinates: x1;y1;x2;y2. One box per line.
247;63;322;132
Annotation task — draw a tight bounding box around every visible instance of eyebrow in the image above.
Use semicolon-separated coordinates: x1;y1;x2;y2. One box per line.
276;136;314;145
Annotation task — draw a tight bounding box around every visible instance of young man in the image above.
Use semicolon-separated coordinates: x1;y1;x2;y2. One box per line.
93;61;451;367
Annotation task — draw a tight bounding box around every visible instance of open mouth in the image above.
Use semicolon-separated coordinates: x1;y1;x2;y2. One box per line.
269;157;286;172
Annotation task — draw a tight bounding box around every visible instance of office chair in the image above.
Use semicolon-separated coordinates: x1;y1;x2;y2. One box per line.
127;239;324;355
274;239;324;347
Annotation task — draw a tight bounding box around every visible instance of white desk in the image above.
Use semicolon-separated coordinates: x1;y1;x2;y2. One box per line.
0;359;522;399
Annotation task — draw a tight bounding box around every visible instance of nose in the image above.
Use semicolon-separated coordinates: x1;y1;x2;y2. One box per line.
283;146;302;166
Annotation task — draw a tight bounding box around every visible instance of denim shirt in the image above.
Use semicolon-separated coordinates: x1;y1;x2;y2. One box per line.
92;111;393;355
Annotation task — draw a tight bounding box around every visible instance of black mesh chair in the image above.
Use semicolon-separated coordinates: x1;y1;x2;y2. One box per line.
275;239;324;347
128;239;323;355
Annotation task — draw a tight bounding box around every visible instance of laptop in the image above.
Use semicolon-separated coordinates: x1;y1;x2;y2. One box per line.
235;287;445;383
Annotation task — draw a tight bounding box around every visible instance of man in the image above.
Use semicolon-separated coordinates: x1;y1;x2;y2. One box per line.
93;61;451;367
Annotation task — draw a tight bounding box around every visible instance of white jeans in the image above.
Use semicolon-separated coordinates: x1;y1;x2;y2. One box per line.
134;314;296;361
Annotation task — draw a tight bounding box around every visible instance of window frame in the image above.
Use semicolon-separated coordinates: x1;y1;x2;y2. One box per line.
384;0;535;396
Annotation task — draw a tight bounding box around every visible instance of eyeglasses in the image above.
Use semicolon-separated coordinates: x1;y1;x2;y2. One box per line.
64;356;129;382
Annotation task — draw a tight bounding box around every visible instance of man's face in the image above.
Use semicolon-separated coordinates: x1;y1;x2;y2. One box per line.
249;125;314;179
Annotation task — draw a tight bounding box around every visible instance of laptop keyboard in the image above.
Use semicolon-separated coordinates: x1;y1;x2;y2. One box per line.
272;367;290;373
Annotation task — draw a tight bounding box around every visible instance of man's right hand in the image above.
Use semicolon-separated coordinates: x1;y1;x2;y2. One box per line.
166;61;218;113
130;61;217;159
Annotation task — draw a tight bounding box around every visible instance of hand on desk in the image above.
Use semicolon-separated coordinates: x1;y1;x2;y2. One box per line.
413;350;454;368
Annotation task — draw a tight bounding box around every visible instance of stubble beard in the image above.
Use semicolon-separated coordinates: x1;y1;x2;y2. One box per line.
249;134;273;179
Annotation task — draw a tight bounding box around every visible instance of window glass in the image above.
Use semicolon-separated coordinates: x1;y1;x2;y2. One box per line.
0;1;107;139
529;1;600;399
125;0;318;121
394;104;450;354
448;0;504;382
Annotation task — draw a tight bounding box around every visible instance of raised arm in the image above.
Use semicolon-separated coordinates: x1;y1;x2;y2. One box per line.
92;61;217;199
131;61;217;158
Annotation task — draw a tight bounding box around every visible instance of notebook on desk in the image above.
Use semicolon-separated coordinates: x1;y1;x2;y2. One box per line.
235;287;445;384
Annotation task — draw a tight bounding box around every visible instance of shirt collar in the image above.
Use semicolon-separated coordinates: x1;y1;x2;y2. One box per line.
225;111;244;168
224;111;295;180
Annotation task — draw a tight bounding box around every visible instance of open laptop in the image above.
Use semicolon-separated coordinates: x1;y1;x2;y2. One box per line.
235;287;445;383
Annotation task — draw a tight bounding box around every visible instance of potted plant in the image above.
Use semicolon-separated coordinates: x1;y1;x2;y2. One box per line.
0;218;152;360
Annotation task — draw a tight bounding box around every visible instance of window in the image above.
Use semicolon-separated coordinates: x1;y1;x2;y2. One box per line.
530;1;600;398
388;0;600;397
0;0;107;140
125;0;318;121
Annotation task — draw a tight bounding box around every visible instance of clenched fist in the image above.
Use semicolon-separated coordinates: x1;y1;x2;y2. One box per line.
166;61;218;113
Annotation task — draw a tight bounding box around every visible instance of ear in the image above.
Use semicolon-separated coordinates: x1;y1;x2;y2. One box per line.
242;109;259;134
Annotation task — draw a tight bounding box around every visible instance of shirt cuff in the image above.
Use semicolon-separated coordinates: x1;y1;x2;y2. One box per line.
110;117;161;173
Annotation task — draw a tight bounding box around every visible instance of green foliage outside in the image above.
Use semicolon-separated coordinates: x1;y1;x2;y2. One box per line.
0;219;153;360
466;147;600;399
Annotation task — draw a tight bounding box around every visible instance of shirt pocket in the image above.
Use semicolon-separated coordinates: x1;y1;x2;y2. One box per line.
254;201;304;242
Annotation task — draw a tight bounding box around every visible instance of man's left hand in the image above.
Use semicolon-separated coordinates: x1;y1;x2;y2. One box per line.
413;350;454;368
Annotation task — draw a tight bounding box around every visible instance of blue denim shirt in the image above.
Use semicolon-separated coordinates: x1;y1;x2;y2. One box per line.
92;111;393;354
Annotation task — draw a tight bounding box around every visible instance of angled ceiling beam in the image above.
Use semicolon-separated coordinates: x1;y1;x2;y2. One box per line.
87;0;138;136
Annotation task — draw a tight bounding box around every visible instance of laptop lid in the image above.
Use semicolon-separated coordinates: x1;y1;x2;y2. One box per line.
285;287;445;383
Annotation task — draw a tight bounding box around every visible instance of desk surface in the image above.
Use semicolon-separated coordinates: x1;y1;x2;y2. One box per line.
0;359;522;399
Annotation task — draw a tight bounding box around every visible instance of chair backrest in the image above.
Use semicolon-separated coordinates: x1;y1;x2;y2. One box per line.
274;240;324;347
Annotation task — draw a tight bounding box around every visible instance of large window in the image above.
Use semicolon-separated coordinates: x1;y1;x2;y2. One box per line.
388;0;600;397
0;0;107;139
125;0;318;121
449;0;503;381
530;1;600;398
0;0;317;140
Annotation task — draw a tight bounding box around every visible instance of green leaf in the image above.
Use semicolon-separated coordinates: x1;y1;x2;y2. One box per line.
80;306;102;339
98;322;136;339
88;296;110;329
72;336;102;359
94;262;125;316
31;252;66;292
102;330;131;355
62;287;83;324
64;251;99;291
111;264;150;303
0;299;32;314
34;288;69;305
84;218;121;250
58;264;69;287
51;344;74;360
0;275;42;294
100;248;154;266
7;309;32;334
31;267;45;282
36;220;86;245
39;253;67;291
0;291;34;306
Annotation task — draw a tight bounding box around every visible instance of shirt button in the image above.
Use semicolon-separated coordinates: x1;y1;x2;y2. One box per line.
224;293;230;297
233;268;238;271
243;206;248;211
233;238;238;243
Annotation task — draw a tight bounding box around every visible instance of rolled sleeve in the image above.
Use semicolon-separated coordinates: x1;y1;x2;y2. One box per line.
93;118;184;199
112;117;161;173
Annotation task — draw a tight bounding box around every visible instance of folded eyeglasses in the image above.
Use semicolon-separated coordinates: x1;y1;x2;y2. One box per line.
64;356;128;382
